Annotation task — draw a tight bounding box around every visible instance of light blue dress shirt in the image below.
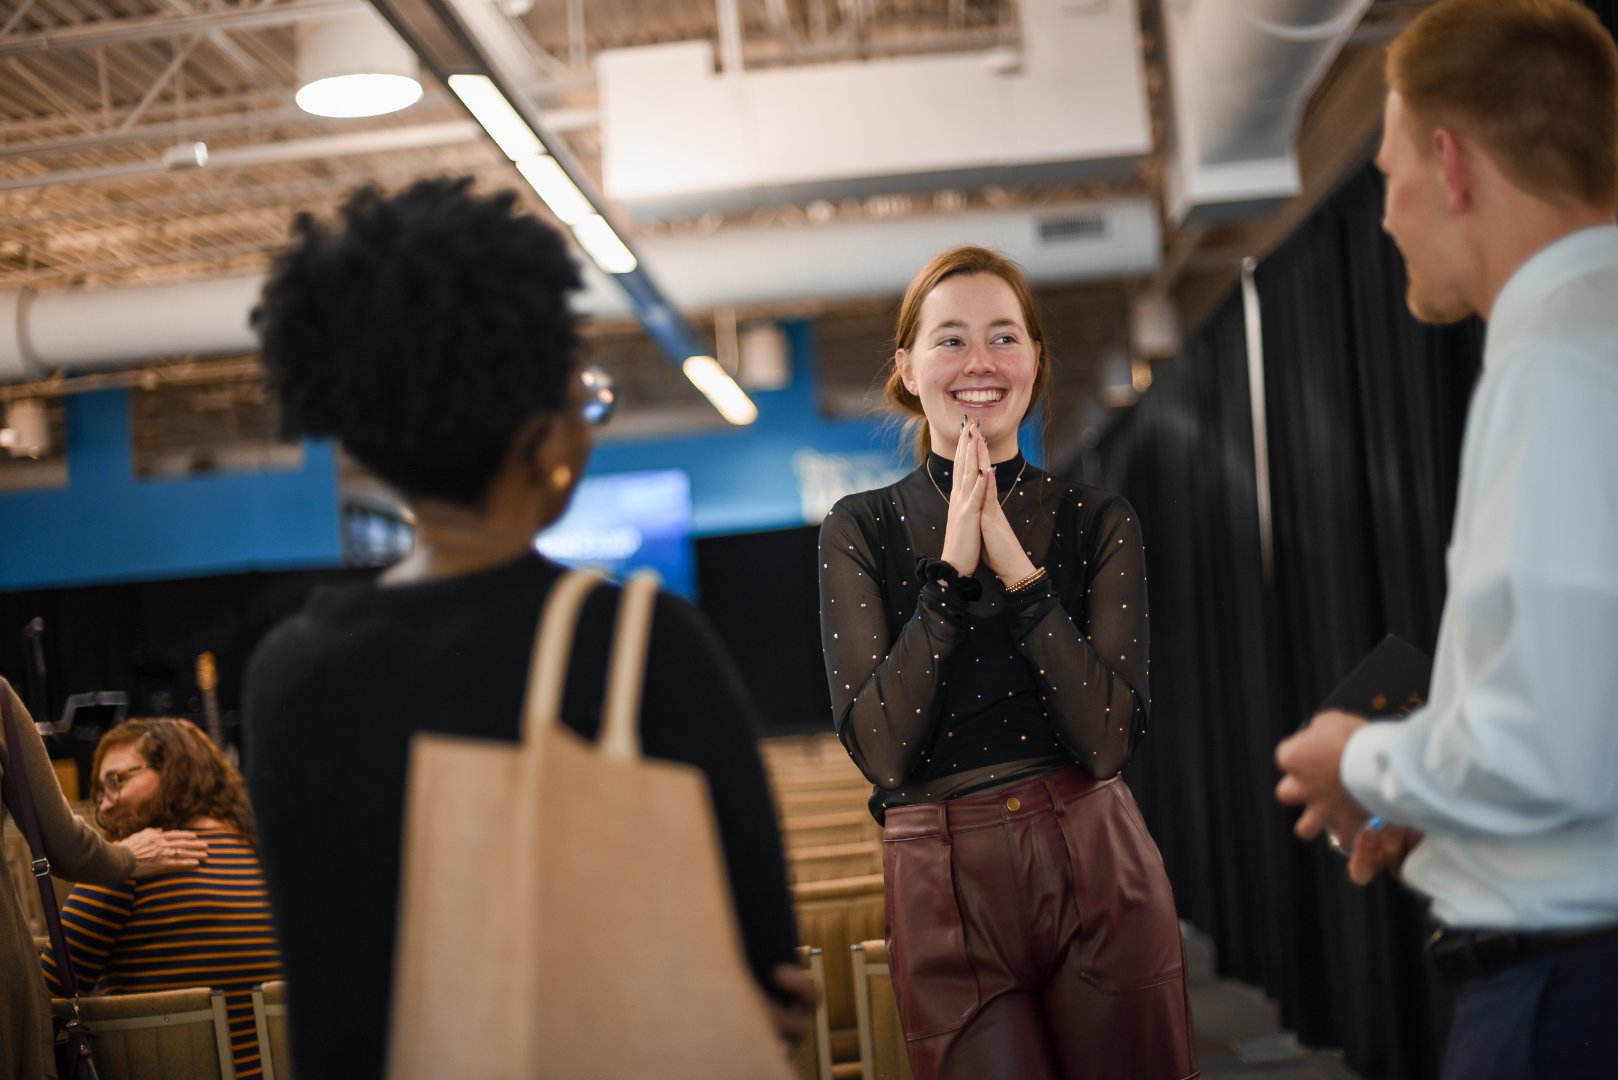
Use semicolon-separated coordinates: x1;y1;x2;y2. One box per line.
1341;225;1618;931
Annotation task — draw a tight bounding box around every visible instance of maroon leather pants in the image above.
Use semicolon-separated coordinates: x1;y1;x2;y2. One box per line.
882;766;1198;1080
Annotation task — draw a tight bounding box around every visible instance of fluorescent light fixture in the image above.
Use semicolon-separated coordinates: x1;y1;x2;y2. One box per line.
571;214;639;275
516;155;594;225
682;355;759;426
296;10;422;119
447;73;542;161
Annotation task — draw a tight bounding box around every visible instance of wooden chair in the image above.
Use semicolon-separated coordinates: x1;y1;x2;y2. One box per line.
790;946;833;1080
760;733;846;768
781;810;878;849
793;873;886;1077
788;839;882;884
51;987;234;1080
252;980;292;1080
852;940;914;1080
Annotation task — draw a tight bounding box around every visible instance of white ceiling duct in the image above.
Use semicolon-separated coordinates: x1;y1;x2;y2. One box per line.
0;199;1157;379
570;199;1160;314
1162;0;1373;225
595;0;1152;219
0;276;268;382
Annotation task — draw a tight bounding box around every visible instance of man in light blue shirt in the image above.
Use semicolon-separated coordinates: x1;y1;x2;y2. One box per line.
1275;1;1618;1075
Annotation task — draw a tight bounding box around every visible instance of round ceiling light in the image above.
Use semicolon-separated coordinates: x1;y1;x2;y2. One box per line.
296;10;423;119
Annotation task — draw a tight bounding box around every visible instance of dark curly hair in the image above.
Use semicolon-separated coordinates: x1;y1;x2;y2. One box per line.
252;176;583;506
91;717;256;840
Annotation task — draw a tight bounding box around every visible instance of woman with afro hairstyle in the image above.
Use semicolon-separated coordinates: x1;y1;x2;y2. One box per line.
243;177;809;1080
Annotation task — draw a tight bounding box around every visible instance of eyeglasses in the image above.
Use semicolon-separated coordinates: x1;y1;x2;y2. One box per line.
579;365;616;427
98;764;151;798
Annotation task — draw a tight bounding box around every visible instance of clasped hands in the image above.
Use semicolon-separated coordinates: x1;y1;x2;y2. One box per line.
1275;709;1421;885
938;418;1037;585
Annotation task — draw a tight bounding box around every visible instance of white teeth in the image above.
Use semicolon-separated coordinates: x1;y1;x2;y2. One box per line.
953;389;1003;404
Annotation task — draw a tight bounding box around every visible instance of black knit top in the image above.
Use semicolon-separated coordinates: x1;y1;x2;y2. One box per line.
244;552;797;1080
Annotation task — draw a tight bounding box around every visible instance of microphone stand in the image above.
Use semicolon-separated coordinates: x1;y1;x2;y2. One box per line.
20;617;48;729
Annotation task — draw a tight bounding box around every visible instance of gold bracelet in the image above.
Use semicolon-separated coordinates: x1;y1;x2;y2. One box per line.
1004;567;1048;594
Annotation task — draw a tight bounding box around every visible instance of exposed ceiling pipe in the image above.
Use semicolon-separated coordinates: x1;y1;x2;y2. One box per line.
0;198;1158;382
716;0;745;75
0;96;597;164
0;122;485;193
0;0;365;59
0;276;266;382
1162;0;1373;225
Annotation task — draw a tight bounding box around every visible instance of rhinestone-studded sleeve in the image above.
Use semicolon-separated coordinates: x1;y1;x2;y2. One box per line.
819;496;971;788
1006;492;1150;779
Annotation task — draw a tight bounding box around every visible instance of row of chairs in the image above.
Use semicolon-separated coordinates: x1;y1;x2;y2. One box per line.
791;935;914;1080
766;734;914;1079
44;981;289;1080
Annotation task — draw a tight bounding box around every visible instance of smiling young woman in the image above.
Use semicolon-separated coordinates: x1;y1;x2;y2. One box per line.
818;246;1197;1079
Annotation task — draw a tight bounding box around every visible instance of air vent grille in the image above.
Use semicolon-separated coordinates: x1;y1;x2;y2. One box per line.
1039;215;1107;243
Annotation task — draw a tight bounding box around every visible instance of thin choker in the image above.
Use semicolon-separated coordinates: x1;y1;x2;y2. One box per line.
926;455;1026;508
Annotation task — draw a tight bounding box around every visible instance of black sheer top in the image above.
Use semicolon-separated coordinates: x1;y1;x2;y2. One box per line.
818;452;1151;820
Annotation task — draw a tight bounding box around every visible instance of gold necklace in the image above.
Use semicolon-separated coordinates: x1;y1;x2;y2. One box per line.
927;456;1026;508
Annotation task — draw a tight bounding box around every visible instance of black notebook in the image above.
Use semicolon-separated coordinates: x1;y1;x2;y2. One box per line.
1318;633;1433;718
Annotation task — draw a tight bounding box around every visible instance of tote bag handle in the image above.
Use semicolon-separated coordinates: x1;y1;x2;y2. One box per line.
519;568;660;759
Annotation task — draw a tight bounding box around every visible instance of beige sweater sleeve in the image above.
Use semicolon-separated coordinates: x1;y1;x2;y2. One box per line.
1;677;135;884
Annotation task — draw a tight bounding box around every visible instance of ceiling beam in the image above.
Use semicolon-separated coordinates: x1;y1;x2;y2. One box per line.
0;120;486;193
0;1;365;60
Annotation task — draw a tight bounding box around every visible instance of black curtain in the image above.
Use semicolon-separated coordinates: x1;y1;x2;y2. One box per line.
696;525;833;735
1100;160;1488;1076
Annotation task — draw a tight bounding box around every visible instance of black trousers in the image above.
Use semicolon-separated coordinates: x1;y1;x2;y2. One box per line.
1441;930;1618;1079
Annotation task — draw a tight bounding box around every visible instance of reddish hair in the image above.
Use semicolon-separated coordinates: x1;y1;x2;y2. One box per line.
91;717;255;839
885;245;1054;463
1388;0;1618;209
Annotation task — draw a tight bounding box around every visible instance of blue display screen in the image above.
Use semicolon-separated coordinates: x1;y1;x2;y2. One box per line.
535;469;697;599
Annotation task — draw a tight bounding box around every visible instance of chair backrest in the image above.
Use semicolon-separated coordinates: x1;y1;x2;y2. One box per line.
787;840;882;884
781;810;878;849
792;874;885;1057
53;987;234;1080
851;940;913;1080
789;946;833;1080
252;980;291;1080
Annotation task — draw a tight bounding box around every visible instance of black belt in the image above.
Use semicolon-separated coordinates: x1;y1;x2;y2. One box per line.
1426;923;1618;983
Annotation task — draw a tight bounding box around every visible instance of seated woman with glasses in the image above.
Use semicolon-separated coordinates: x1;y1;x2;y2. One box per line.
40;717;283;1080
2;680;208;1080
242;177;809;1080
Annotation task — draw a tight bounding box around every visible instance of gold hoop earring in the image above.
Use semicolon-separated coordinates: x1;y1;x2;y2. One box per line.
548;464;573;492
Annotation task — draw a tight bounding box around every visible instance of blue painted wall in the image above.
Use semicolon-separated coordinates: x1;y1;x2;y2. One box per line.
0;319;1045;589
591;320;897;535
0;389;341;590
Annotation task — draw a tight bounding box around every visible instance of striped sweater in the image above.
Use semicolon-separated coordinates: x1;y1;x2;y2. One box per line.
41;827;285;1079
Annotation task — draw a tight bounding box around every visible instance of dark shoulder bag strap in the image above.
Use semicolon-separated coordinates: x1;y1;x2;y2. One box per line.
1;688;89;1005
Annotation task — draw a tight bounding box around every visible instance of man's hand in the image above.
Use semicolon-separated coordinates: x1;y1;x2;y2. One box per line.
1347;823;1423;886
766;962;820;1048
1275;709;1370;841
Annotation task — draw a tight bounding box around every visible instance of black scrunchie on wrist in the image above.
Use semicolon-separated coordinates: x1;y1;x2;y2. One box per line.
915;557;983;601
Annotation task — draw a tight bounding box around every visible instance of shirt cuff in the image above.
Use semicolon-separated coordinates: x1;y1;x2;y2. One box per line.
1004;585;1058;639
915;557;982;601
1340;720;1405;820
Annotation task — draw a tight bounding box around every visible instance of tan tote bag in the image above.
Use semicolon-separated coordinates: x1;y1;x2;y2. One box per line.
387;569;794;1080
